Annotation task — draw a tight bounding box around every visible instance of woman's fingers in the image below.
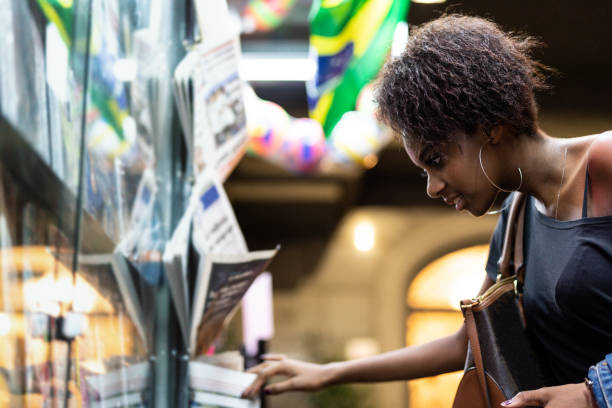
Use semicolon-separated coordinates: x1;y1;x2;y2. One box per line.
262;353;286;361
264;378;298;395
243;362;271;398
501;389;548;407
242;357;326;399
243;359;293;398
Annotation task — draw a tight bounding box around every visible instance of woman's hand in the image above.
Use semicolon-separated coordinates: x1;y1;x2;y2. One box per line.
242;354;336;398
500;383;598;408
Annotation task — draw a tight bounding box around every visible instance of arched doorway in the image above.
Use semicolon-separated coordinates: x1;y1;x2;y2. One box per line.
405;244;490;407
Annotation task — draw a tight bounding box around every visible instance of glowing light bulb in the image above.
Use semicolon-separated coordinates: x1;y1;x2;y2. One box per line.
354;221;375;252
0;313;11;335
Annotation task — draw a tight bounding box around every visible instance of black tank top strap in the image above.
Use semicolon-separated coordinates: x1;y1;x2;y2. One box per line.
582;167;590;218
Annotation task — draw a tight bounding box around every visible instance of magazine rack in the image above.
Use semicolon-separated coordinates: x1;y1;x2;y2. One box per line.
0;1;255;406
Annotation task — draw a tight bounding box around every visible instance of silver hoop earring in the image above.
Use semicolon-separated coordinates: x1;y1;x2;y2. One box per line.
479;144;523;193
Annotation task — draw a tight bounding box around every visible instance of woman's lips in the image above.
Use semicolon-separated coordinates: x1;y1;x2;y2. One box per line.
454;195;465;211
444;195;465;211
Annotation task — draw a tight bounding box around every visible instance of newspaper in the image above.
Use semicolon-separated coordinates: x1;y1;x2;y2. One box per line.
190;169;248;258
163;168;244;346
191;390;260;408
90;391;145;408
192;38;247;181
85;361;150;401
117;167;157;258
189;360;256;398
162;204;194;345
193;351;244;371
171;0;247;182
172;51;197;161
78;251;148;351
189;248;279;356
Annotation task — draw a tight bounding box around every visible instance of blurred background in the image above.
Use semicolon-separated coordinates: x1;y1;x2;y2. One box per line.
227;0;612;407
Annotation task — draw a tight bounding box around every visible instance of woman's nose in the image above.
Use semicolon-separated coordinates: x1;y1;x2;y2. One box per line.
426;173;445;199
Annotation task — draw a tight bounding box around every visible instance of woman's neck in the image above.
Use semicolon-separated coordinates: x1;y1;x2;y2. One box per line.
518;129;595;219
517;131;567;211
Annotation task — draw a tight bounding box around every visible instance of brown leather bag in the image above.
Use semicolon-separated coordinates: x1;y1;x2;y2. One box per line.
452;193;555;408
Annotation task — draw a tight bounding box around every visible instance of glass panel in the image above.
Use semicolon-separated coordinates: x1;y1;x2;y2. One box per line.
0;164;80;407
73;252;152;405
406;245;489;311
76;0;186;406
1;1;247;406
0;1;92;404
0;2;50;165
0;1;91;194
80;0;183;243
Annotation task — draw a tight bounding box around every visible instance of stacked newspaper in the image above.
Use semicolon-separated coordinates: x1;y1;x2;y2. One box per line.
189;361;260;408
85;362;150;408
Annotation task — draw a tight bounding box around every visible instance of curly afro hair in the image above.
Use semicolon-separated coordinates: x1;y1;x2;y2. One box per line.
374;14;552;147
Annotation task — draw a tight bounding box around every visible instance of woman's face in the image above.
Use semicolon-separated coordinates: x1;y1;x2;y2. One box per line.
404;132;500;216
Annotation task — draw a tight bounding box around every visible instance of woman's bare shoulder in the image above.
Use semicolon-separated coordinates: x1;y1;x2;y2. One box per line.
587;131;612;177
586;131;612;215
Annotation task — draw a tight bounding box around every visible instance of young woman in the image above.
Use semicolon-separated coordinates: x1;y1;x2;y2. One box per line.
242;15;612;408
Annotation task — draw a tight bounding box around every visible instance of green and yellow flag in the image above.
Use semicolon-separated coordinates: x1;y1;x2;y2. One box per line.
308;0;410;136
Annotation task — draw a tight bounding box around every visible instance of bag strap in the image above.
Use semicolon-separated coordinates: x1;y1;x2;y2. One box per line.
461;193;527;407
462;300;493;408
497;193;527;280
513;200;527;286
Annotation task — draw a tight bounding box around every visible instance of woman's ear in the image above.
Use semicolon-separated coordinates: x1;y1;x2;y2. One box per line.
487;125;505;145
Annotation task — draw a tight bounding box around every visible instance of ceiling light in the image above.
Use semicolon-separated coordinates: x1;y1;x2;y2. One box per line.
0;313;10;336
113;58;138;82
354;221;375;252
240;54;316;82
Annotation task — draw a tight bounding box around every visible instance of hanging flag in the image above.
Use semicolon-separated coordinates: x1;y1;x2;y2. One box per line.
243;0;297;32
37;0;132;150
307;0;410;136
36;0;74;46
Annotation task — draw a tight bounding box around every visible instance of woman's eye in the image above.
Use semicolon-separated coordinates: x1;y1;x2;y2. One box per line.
426;155;443;168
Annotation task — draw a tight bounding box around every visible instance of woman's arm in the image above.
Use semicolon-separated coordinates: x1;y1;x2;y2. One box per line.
243;275;495;397
325;324;468;385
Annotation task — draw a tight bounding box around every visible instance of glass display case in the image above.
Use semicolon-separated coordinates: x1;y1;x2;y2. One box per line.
0;0;236;406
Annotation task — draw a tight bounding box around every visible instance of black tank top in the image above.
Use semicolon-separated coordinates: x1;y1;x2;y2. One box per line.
485;175;612;384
